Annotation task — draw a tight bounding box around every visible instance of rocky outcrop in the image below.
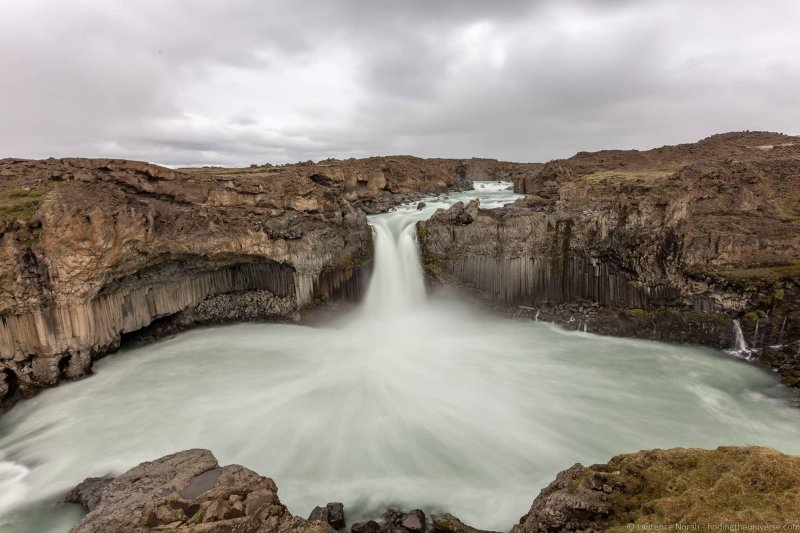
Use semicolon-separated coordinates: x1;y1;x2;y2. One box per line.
64;448;494;533
0;158;375;409
66;446;800;532
66;449;325;533
418;132;800;387
188;157;540;215
511;446;800;532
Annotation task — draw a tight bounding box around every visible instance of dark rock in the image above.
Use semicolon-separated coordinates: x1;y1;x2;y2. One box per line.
63;476;113;511
432;513;500;533
309;502;346;530
66;449;322;533
383;508;404;525
309;505;329;521
352;520;381;533
327;502;346;529
401;509;426;533
417;202;426;210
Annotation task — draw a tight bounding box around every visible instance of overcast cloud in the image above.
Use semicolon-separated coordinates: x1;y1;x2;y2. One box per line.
1;0;798;166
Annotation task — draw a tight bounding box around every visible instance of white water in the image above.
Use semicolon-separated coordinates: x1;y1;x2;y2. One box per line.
2;182;800;531
729;319;757;360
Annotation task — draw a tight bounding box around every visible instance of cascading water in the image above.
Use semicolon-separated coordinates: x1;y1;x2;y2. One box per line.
729;319;756;360
2;182;800;532
361;216;427;316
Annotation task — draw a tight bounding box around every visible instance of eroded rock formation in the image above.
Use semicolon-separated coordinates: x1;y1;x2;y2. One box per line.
183;156;539;214
66;449;325;533
418;132;800;386
0;158;374;408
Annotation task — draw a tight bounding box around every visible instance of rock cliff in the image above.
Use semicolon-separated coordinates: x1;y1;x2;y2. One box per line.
0;158;377;409
418;132;800;386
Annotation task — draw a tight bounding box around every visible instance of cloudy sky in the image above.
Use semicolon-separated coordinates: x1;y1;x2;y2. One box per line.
1;1;798;167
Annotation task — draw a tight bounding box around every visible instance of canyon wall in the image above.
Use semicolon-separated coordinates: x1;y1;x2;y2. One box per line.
0;158;378;408
419;132;800;387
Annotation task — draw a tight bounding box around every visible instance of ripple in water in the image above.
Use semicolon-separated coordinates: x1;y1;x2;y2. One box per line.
1;183;800;531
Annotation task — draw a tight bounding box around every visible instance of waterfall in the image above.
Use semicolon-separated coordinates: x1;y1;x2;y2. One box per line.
729;319;755;360
361;215;427;317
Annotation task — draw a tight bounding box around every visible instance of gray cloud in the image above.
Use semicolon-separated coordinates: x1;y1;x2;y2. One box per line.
1;0;798;166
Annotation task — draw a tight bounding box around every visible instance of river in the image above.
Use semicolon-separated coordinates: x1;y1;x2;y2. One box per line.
1;182;799;531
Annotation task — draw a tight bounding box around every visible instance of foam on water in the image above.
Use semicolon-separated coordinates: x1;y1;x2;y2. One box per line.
1;182;800;531
0;461;29;515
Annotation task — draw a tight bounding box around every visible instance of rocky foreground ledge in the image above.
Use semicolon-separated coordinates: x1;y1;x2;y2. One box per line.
65;447;800;532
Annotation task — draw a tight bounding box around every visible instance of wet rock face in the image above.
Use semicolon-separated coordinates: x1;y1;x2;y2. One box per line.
419;133;800;386
66;449;325;533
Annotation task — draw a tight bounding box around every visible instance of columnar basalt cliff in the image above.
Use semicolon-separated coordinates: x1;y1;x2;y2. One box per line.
0;158;376;408
418;132;800;386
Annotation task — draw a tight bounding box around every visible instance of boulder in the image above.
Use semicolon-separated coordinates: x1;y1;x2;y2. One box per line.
308;502;346;531
66;449;324;533
400;509;426;533
431;514;499;533
351;520;381;533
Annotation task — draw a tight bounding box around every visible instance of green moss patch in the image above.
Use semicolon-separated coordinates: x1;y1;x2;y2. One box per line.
0;189;45;222
717;263;800;283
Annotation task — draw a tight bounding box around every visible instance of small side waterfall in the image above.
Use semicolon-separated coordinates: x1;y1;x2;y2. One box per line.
729;319;756;360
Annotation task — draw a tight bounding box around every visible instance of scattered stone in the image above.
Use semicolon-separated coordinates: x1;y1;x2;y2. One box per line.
309;502;346;531
431;513;499;533
400;509;426;533
309;506;328;521
417;202;426;210
327;502;346;529
352;520;381;533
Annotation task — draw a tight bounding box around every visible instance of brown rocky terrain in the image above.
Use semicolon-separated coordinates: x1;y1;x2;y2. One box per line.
511;446;800;532
418;131;800;387
0;155;531;409
67;446;800;533
65;449;325;533
182;156;539;214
